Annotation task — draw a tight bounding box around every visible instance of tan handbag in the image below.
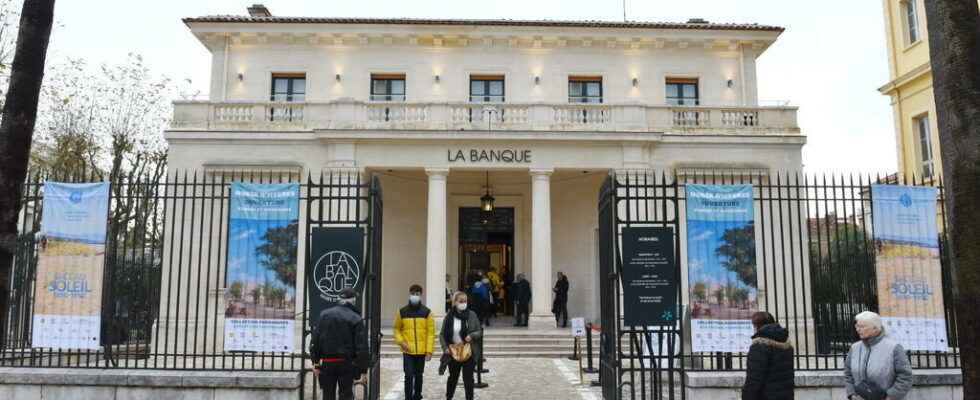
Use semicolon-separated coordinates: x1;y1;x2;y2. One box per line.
448;342;472;363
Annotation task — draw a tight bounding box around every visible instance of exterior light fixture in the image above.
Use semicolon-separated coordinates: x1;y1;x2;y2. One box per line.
335;73;342;82
237;72;245;81
480;171;495;213
534;76;540;85
632;77;639;87
727;79;734;88
435;74;440;83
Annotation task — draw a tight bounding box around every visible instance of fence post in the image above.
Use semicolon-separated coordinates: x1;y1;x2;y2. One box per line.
583;323;598;373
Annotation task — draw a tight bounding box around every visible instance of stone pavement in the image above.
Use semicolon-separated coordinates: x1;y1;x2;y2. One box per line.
377;356;602;400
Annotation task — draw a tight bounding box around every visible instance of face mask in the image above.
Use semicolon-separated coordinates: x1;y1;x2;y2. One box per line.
409;295;421;304
482;278;489;284
456;303;468;312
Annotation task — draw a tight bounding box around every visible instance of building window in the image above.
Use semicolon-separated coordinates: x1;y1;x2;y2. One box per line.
470;75;505;103
915;114;934;179
370;74;406;101
568;77;603;103
904;0;920;44
666;78;700;106
270;74;306;102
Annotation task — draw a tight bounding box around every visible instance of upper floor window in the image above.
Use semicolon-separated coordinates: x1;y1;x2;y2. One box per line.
666;78;700;106
371;74;406;101
915;114;934;179
569;76;603;103
904;0;920;44
270;74;306;102
470;75;505;103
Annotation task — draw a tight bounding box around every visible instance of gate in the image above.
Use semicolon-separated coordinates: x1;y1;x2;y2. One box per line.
303;172;384;400
598;172;684;400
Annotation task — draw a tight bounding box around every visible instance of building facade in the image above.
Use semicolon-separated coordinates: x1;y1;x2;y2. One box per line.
879;0;980;181
166;5;803;327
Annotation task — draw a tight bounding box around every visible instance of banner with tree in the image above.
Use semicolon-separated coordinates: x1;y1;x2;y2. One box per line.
224;183;299;353
686;184;758;353
871;185;948;352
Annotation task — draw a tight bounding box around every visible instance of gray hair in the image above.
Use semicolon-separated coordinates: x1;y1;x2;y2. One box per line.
855;311;883;330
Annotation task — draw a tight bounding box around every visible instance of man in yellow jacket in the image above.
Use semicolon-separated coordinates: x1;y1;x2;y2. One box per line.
393;284;435;400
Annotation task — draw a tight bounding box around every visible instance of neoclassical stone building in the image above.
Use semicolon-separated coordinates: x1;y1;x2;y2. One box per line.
166;5;803;327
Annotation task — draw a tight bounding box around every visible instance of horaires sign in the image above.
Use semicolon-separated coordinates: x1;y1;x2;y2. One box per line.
448;149;532;163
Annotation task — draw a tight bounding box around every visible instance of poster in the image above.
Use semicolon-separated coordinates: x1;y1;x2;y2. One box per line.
686;184;758;353
32;182;109;350
571;318;586;337
871;185;948;352
224;183;299;353
308;227;365;326
621;227;677;326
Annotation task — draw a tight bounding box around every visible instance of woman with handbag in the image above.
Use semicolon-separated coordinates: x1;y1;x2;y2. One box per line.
440;291;484;400
844;311;913;400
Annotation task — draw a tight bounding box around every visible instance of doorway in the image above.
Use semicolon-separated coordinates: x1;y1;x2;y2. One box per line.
457;207;514;315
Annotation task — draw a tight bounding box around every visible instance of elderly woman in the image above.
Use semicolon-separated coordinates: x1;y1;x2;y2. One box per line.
844;311;913;400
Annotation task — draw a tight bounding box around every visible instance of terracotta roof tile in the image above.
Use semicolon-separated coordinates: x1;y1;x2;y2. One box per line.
182;16;784;32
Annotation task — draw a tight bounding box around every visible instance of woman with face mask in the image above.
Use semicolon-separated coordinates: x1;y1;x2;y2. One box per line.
440;292;483;400
393;284;434;400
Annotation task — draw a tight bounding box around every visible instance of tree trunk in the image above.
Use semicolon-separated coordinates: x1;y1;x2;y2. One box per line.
924;0;980;397
0;0;56;351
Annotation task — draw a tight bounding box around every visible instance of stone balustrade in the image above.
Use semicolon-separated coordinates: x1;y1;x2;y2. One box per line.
171;99;800;135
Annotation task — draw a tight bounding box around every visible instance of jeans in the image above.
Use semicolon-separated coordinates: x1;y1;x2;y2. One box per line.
318;361;357;400
403;354;426;400
446;358;475;400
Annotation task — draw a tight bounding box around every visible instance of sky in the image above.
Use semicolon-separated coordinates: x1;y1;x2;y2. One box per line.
44;0;899;174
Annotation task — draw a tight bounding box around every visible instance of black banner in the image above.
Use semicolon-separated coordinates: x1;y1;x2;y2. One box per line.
621;227;677;326
308;227;365;326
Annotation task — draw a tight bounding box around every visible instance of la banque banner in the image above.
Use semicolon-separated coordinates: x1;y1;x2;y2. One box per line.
224;183;300;353
686;184;759;353
871;185;948;352
32;182;109;350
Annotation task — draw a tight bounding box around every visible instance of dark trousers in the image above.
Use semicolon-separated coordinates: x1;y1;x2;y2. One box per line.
555;299;568;327
318;361;357;400
446;358;475;400
403;354;426;400
515;302;529;326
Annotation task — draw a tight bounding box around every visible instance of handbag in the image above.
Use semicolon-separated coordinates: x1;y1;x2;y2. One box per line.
448;342;472;363
854;347;887;400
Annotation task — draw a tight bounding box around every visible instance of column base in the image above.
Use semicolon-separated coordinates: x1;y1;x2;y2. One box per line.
527;315;558;330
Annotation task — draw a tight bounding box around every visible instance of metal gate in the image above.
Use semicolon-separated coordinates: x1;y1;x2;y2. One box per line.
302;172;384;400
598;172;684;400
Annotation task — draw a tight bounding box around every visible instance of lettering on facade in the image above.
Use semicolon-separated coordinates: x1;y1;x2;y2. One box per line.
448;149;532;163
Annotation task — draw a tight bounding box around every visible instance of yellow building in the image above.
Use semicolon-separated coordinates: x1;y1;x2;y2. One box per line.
880;0;979;182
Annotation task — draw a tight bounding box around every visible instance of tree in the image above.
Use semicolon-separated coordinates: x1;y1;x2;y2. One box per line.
692;281;707;303
0;0;22;110
0;0;55;352
715;223;758;289
229;280;243;301
924;0;980;395
256;221;298;288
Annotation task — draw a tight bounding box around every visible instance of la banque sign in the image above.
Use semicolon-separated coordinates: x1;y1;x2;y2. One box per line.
448;149;532;163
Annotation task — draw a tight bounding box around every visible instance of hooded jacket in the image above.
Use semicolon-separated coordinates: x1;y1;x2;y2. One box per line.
393;303;435;356
742;324;795;400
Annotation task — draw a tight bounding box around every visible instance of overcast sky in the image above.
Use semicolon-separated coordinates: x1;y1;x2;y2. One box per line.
44;0;898;174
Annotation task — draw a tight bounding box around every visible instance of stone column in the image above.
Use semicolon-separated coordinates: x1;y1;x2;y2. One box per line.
530;168;554;328
425;168;450;316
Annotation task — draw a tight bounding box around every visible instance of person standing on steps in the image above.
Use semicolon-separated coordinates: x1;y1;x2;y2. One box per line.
552;271;570;328
393;284;435;400
441;292;483;400
310;288;370;400
512;273;531;327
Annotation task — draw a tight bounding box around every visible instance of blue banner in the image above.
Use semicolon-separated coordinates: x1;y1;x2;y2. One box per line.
224;183;300;353
871;185;939;248
686;184;758;353
33;182;109;350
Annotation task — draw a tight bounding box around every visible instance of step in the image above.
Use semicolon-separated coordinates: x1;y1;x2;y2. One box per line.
379;351;600;359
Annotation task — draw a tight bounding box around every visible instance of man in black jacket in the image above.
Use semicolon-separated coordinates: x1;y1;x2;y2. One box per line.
310;288;370;400
742;311;794;400
512;274;532;327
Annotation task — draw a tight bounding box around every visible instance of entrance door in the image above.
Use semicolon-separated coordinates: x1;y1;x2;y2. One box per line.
457;207;514;315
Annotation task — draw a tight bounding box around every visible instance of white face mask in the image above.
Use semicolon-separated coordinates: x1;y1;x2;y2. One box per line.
456;303;468;312
409;294;421;304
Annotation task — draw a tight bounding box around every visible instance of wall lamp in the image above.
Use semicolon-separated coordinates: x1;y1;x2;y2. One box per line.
435;74;440;83
237;72;244;82
632;77;639;87
335;73;342;82
727;79;735;88
534;76;540;85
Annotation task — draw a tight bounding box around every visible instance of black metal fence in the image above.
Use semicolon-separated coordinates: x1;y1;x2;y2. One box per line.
602;171;959;400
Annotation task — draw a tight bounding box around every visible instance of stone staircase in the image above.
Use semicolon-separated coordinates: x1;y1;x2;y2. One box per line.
380;328;600;359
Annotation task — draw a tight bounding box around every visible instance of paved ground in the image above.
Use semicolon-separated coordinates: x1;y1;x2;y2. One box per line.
378;356;602;400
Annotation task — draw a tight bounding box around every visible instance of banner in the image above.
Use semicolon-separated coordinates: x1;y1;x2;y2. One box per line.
871;185;948;352
686;184;758;353
621;227;677;326
308;227;364;326
32;182;109;349
224;183;299;353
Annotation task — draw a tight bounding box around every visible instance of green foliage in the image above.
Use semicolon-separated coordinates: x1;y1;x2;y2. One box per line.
715;223;758;289
256;221;298;288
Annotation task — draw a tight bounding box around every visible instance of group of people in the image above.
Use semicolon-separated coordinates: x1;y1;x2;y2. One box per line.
742;310;913;400
445;270;536;328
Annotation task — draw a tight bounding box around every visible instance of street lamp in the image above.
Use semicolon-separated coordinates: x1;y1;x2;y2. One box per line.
481;171;495;213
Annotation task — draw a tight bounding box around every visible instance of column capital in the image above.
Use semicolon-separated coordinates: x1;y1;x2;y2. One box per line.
425;168;450;178
529;168;554;177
